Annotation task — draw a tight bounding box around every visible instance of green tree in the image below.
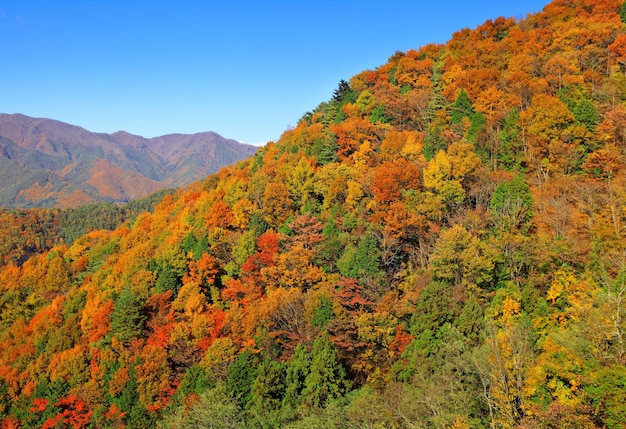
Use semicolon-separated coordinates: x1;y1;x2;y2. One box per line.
193;235;210;261
467;111;486;144
22;378;69;428
282;344;311;419
318;217;345;268
588;366;626;429
337;233;383;292
456;294;484;346
370;104;390;124
490;173;533;233
155;262;181;296
302;333;349;408
498;108;523;171
398;281;458;379
169;365;212;410
226;350;259;409
354;233;381;280
451;89;474;125
559;86;599;132
110;286;146;344
314;137;339;166
112;366;155;428
332;79;356;105
0;378;9;418
249;358;286;427
311;297;334;328
330;79;358;124
337;233;382;290
182;232;197;254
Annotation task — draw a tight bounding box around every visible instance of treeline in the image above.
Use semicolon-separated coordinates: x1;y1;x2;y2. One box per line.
0;188;174;266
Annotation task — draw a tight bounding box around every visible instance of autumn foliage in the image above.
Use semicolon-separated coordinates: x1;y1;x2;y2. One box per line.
3;0;626;427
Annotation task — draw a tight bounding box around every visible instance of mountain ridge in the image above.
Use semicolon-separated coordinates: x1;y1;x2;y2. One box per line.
0;113;258;208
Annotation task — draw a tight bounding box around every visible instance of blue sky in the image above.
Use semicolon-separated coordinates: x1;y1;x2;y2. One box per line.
1;1;549;146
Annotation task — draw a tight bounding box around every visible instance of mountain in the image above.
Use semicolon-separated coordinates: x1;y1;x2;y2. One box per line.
2;0;626;427
0;114;258;208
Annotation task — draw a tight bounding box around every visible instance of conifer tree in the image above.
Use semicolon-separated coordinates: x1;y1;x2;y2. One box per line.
110;286;146;344
451;89;474;124
302;333;349;408
282;343;311;419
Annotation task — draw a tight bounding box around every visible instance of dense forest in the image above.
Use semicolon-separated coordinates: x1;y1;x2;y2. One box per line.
2;0;626;427
0;189;174;268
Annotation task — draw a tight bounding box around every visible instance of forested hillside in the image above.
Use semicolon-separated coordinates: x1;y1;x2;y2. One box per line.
0;189;173;267
2;0;626;427
0;114;257;208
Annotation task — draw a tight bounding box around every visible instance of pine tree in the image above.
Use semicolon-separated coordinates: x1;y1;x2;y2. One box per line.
282;343;311;419
249;358;286;426
110;286;146;344
451;89;474;124
302;333;349;408
225;350;259;409
456;294;484;346
155;262;181;296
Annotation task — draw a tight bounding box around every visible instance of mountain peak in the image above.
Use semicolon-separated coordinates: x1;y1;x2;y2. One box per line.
0;114;258;208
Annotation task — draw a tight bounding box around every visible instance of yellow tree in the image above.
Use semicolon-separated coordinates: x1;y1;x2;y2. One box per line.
286;157;316;210
474;289;533;428
429;224;497;291
423;151;466;215
521;93;576;178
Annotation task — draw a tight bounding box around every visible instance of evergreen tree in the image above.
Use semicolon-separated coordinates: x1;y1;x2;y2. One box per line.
226;350;259;409
282;344;311;419
22;378;70;428
319;217;344;267
499;108;523;171
354;233;381;279
110;286;146;344
193;235;210;261
332;80;354;104
490;173;533;233
456;294;484;346
302;333;349;408
0;379;9;418
311;297;334;328
467;110;486;143
118;367;156;428
451;89;474;124
249;358;286;426
588;366;626;429
170;365;213;409
315;137;339;166
397;282;460;380
155;262;181;296
182;232;197;254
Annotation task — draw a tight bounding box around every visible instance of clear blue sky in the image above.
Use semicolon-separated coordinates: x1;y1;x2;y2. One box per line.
1;1;549;146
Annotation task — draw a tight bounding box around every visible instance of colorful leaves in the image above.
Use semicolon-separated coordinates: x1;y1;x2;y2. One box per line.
2;2;626;428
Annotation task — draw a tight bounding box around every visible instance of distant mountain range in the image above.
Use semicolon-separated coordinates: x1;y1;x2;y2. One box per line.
0;114;258;208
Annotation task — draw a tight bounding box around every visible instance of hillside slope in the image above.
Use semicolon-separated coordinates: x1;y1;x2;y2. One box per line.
2;0;626;427
0;114;258;208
